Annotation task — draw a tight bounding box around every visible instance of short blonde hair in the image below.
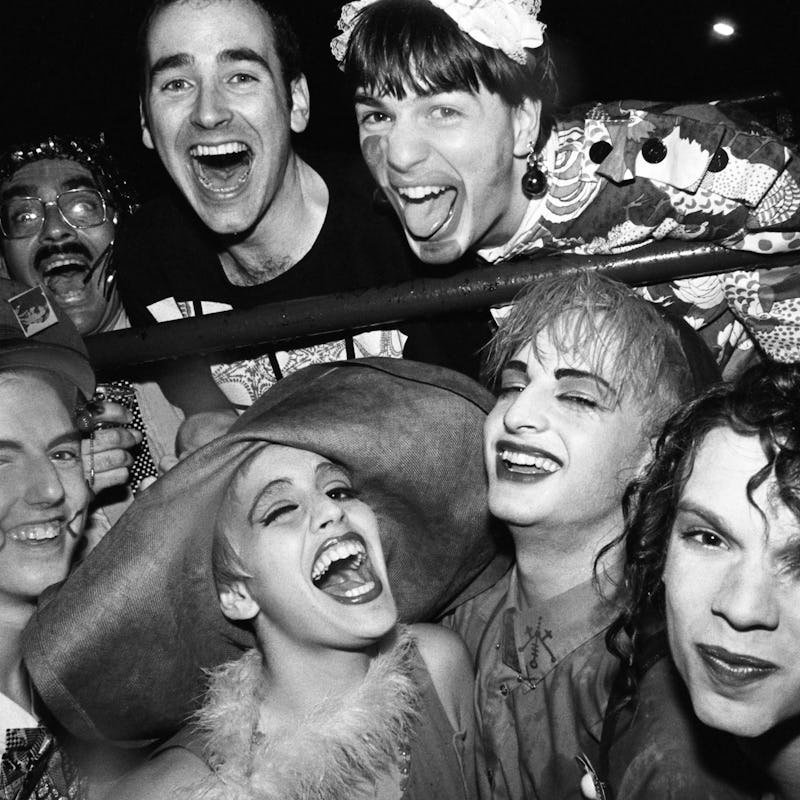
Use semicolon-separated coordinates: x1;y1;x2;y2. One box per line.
484;272;696;438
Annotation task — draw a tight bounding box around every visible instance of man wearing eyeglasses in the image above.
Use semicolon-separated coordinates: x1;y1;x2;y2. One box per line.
0;135;183;538
0;137;126;337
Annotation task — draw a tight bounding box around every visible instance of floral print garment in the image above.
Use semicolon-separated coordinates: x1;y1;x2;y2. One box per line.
488;100;800;366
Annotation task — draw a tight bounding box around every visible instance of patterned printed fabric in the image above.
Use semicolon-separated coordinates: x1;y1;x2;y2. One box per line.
105;379;159;493
1;727;84;800
482;100;800;365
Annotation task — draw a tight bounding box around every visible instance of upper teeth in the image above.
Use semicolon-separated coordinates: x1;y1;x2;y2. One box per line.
501;449;560;473
190;142;249;157
397;185;449;201
312;539;366;582
7;522;62;542
44;257;85;274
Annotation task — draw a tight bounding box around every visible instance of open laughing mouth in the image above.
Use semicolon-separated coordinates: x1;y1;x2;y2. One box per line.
189;142;252;194
310;532;383;605
7;520;66;547
40;255;92;302
496;444;562;481
394;184;457;240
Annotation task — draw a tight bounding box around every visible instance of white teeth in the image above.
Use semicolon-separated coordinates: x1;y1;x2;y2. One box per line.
396;185;449;201
311;539;366;582
43;257;87;273
189;142;249;157
7;522;62;542
501;449;560;473
343;581;375;598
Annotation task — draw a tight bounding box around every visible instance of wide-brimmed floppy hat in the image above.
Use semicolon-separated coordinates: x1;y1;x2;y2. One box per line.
0;277;95;398
23;357;509;742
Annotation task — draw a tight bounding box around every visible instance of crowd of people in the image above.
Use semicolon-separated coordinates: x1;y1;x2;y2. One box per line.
2;0;800;798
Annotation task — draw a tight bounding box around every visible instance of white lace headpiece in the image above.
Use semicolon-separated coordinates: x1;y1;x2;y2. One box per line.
331;0;546;67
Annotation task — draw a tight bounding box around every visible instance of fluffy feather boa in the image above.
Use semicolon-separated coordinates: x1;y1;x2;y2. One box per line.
181;626;421;800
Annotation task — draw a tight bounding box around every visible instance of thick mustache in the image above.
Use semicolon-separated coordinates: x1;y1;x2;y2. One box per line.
35;243;93;271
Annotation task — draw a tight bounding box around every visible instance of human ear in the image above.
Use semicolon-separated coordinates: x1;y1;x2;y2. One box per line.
512;97;542;158
218;580;260;621
140;98;154;151
289;74;311;134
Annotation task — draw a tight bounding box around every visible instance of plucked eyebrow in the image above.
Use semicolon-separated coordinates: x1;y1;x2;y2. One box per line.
245;461;351;524
500;362;615;392
247;477;291;525
554;368;615;397
674;499;731;535
773;535;800;566
150;47;273;85
501;360;528;377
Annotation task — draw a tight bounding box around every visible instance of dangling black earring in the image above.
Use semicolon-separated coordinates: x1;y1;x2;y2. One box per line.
521;141;547;199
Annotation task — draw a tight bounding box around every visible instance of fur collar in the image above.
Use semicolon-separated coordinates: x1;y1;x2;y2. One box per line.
182;626;421;800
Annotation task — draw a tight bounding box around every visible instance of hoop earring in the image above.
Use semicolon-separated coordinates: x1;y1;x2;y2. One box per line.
521;141;547;199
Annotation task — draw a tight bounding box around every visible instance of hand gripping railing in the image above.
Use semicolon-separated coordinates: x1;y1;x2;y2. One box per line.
85;241;800;372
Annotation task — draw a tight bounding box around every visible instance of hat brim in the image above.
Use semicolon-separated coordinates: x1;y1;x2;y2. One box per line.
23;358;510;742
0;341;95;398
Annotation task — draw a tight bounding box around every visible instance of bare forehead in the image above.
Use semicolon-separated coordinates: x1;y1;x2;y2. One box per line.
3;159;99;194
146;0;276;58
231;444;342;490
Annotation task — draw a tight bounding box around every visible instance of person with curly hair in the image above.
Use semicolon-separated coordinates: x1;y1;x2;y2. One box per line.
611;362;800;800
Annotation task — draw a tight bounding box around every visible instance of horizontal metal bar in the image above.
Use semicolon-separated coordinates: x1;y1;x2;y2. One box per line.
86;242;800;371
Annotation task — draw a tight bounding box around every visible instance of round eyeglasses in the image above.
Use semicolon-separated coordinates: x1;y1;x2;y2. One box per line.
0;189;108;239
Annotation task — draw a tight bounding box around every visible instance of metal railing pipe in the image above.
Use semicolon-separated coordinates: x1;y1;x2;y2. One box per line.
86;242;800;371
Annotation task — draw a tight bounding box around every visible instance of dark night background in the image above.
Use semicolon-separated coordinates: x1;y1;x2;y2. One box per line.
1;0;797;201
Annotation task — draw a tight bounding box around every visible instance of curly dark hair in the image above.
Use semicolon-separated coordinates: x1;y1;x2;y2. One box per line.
0;133;138;220
605;361;800;695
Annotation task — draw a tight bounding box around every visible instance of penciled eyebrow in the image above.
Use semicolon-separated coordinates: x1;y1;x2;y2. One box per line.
674;499;731;534
500;362;615;393
554;368;615;396
150;47;272;84
247;477;291;525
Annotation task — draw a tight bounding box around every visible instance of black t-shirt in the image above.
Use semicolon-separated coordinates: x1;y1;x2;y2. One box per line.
114;151;489;410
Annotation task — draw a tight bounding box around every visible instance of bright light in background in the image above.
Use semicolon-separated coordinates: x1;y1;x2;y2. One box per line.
712;20;736;37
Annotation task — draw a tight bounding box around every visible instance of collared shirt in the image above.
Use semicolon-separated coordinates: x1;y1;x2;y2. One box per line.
447;570;619;800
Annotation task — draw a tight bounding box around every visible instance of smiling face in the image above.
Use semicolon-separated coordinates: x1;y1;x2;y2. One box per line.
218;444;397;650
665;427;800;738
141;0;310;237
0;370;88;612
484;331;651;547
355;85;537;264
0;159;119;336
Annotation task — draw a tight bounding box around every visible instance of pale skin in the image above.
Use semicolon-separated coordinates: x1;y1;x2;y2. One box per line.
109;627;474;800
484;333;653;604
0;371;88;715
109;446;477;799
141;0;328;284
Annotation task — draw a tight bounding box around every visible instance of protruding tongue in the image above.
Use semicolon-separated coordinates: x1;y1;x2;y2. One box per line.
45;268;89;298
316;556;375;598
401;188;456;240
194;153;251;191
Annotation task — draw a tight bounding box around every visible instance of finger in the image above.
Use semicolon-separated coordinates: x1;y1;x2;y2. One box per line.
138;476;158;491
158;455;180;473
87;426;143;453
90;467;131;495
90;448;134;475
87;400;132;426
